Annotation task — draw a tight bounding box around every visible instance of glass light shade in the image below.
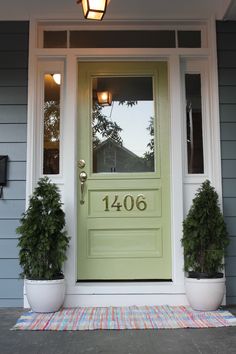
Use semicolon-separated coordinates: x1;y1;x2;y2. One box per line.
81;0;108;20
52;73;61;85
97;91;112;106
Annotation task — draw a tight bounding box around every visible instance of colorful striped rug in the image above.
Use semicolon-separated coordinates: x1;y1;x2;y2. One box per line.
12;306;236;331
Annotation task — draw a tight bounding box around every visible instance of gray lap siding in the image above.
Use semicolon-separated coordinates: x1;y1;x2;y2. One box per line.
0;21;28;307
217;20;236;305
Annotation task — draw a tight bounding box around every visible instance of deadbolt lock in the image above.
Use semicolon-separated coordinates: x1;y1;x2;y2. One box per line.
78;159;86;169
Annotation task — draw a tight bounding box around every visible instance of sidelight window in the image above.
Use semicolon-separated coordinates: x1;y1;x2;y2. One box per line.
43;73;61;175
185;73;204;174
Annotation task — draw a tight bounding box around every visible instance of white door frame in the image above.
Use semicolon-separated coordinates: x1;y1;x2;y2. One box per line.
24;18;222;307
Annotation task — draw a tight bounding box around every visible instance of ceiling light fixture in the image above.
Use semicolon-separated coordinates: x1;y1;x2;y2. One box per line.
77;0;109;21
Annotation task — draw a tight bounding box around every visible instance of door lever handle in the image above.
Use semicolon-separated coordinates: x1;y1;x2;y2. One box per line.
79;171;87;205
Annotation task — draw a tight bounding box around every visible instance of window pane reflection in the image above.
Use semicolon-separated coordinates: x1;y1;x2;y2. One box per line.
185;74;204;174
43;74;60;174
92;77;155;173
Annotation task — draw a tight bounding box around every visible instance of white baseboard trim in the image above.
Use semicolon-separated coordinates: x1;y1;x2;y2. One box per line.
63;293;189;307
24;293;189;308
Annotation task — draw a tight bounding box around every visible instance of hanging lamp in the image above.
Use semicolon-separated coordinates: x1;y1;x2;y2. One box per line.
77;0;109;21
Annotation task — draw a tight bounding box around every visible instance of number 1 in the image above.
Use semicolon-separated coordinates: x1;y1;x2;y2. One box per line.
102;195;109;211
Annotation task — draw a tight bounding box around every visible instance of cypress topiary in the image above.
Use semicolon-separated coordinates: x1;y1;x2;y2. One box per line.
17;176;70;280
182;180;229;277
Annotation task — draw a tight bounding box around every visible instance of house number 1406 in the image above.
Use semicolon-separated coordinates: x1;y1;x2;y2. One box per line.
102;194;147;212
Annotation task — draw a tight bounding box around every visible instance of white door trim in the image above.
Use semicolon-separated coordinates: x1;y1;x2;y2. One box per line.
24;18;222;307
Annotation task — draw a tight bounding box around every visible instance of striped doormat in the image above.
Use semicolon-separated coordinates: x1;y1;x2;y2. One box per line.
12;306;236;331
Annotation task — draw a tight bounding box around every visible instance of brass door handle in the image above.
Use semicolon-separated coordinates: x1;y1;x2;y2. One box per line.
79;171;87;205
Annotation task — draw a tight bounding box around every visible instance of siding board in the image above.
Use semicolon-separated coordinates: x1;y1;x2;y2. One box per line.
0;299;23;307
0;220;20;238
221;122;236;140
218;51;236;67
222;160;236;178
8;161;26;180
224;217;236;236
3;181;26;199
219;68;236;85
223;179;236;197
217;22;236;32
0;105;27;123
220;105;236;122
225;257;236;276
0;143;27;161
0;69;28;86
0;124;27;142
226;277;236;297
0;34;28;51
221;141;236;159
0;22;29;34
0;200;25;219
0;87;27;104
226;237;236;256
0;21;28;307
217;33;236;50
0;279;23;298
0;51;28;69
0;259;21;278
223;198;236;217
0;239;19;259
219;86;236;104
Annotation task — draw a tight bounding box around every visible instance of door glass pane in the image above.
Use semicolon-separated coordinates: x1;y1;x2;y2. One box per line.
92;77;155;173
185;74;204;174
43;73;61;174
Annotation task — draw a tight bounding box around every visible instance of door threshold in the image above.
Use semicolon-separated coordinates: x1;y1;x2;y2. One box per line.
76;279;173;283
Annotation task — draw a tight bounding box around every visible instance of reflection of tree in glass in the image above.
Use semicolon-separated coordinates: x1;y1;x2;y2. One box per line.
93;101;141;148
44;101;60;142
143;117;154;170
92;103;123;148
118;100;138;107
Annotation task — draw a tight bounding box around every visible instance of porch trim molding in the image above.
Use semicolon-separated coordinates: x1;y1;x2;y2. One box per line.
24;18;223;308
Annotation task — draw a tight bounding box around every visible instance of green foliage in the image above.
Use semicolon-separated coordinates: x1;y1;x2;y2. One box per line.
44;100;60;142
17;177;70;280
92;103;123;148
182;180;229;275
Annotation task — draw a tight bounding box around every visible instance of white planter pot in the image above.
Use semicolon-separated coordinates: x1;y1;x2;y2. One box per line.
185;277;226;311
25;278;65;313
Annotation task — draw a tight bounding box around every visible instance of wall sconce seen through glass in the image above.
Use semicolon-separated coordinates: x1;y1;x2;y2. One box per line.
97;91;112;106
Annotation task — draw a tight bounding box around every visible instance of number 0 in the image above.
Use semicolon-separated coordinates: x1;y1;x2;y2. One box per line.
124;195;134;211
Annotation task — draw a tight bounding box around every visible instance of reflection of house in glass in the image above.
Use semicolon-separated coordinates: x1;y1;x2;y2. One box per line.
93;138;152;173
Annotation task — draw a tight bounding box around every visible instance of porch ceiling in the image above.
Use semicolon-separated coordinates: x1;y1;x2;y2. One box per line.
0;0;234;21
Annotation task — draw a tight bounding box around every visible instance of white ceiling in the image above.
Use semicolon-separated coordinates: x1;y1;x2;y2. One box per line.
0;0;235;21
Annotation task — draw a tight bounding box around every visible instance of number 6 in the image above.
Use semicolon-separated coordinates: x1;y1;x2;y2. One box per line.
136;194;147;211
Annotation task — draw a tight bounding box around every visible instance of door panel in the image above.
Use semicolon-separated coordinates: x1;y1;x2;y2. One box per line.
77;62;171;280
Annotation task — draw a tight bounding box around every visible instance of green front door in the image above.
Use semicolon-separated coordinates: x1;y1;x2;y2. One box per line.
77;62;171;280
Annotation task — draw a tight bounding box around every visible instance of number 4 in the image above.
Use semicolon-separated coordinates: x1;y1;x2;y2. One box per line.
111;195;122;211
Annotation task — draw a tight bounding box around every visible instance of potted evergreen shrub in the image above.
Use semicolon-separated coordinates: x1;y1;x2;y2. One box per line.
17;176;70;313
181;180;229;311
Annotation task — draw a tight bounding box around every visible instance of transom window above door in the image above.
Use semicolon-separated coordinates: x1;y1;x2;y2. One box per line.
42;29;203;48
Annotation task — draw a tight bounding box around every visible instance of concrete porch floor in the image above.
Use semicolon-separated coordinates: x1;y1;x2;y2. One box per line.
0;307;236;354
